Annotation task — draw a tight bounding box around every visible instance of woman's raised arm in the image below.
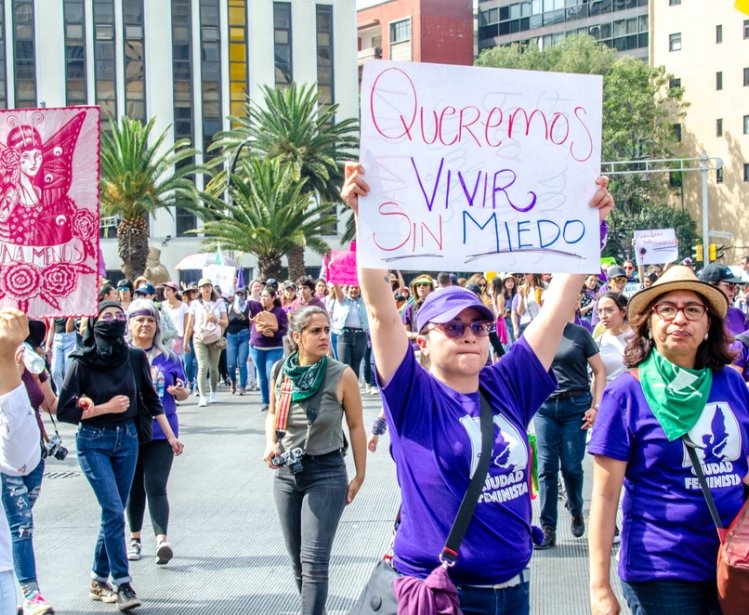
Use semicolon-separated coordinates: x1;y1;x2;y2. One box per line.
340;162;409;386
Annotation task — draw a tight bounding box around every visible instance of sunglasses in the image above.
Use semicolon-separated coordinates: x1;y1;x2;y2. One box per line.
612;276;627;283
720;282;738;290
99;312;127;322
426;320;492;339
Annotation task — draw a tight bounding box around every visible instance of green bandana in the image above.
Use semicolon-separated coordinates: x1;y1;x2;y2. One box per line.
638;349;712;441
283;352;328;403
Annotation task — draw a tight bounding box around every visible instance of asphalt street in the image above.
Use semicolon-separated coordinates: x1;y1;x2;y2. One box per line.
26;384;623;614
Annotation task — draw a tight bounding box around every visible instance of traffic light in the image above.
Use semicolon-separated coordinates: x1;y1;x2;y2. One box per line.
709;244;725;261
692;244;704;262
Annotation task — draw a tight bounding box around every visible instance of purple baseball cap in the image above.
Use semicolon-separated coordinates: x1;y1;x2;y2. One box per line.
415;286;495;332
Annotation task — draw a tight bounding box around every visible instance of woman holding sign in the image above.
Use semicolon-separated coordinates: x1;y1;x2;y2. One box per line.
340;162;613;614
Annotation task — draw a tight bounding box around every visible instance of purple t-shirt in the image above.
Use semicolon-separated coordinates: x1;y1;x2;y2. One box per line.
724;306;749;337
588;368;749;582
149;353;185;441
729;333;749;381
379;337;556;585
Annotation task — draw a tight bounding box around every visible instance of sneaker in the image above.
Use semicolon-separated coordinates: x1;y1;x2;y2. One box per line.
209;392;217;403
22;591;54;615
230;380;236;394
155;541;173;565
534;526;556;550
193;387;200;398
571;514;585;538
198;396;208;407
239;387;246;396
260;405;269;412
116;583;141;612
127;539;141;561
89;580;117;603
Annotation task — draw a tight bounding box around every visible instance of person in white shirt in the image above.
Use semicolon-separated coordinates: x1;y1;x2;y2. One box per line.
0;309;43;615
594;292;632;384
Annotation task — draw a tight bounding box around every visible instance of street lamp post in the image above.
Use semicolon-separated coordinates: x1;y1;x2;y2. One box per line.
226;137;255;210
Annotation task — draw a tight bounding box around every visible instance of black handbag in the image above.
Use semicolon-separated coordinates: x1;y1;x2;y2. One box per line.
349;391;495;615
129;348;154;445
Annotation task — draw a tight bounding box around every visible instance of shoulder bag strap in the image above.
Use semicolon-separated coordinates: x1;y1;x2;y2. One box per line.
440;389;494;564
683;434;725;533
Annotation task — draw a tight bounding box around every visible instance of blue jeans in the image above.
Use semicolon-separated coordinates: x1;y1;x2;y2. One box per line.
183;337;197;388
273;451;348;615
456;581;530;615
250;346;284;406
621;579;721;615
534;392;591;530
76;421;139;585
226;328;250;388
1;459;45;588
51;331;76;392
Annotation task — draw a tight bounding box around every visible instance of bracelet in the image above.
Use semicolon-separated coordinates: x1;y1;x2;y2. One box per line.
371;417;388;436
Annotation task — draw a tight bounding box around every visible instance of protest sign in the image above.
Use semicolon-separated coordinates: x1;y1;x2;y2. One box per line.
0;106;100;318
203;264;236;296
327;250;359;286
358;61;603;273
633;229;678;266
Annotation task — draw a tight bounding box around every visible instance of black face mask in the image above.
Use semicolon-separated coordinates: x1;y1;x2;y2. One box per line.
93;319;127;359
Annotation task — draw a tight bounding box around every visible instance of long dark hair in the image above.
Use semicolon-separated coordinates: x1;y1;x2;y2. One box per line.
600;291;628;317
263;285;282;309
623;295;735;370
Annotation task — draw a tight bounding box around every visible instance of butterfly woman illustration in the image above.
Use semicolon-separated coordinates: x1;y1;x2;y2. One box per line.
0;111;85;246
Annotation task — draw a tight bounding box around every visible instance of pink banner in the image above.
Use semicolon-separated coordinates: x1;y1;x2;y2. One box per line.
0;106;100;318
327;250;359;286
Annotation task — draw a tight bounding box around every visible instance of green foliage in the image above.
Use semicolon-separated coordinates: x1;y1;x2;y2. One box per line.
100;116;202;220
199;158;336;280
477;35;693;260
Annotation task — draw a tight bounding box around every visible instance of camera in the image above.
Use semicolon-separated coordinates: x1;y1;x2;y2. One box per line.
271;447;304;475
42;434;68;461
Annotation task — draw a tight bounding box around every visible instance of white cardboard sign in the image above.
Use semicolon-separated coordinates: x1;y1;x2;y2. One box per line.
633;229;678;266
358;60;603;272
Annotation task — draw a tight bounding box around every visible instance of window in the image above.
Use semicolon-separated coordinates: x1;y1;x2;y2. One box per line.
316;5;334;108
669;77;681;90
123;0;145;121
717;118;723;136
200;0;221;159
716;24;722;43
274;2;292;88
745;67;749;87
228;0;248;119
390;19;411;44
64;1;86;106
172;0;196;236
0;1;8;109
93;0;116;126
744;115;749;135
673;123;682;142
669;32;681;51
744;164;749;182
12;0;36;108
745;20;749;39
669;0;681;5
716;167;723;184
716;71;723;91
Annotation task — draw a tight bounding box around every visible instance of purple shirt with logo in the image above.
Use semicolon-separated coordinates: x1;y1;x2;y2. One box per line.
589;368;749;582
378;337;556;585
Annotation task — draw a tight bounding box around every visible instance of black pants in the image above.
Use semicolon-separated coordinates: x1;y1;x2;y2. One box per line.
127;439;175;536
337;329;367;379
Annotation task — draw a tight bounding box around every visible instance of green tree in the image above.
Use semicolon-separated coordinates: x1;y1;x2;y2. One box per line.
200;157;336;280
209;83;359;279
100;116;202;280
477;35;691;260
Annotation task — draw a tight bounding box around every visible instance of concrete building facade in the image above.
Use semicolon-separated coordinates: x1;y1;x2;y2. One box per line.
651;1;749;264
0;0;358;281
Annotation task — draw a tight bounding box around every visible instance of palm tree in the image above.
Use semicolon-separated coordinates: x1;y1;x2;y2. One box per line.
209;83;358;278
201;157;336;280
100;116;203;280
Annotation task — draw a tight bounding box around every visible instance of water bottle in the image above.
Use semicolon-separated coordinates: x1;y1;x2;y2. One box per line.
154;368;166;397
22;343;45;374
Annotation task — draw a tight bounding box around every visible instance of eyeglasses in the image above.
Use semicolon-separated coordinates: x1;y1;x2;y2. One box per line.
651;301;707;321
612;276;627;284
624;266;635;270
99;312;127;322
426;320;492;339
719;282;738;290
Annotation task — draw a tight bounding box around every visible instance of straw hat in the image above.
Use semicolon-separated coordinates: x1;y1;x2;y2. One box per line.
627;265;728;321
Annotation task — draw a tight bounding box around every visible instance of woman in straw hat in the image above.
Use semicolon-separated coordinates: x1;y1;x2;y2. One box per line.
588;265;749;615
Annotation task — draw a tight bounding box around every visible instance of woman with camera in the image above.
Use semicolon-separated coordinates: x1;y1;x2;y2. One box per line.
125;299;189;566
1;320;57;615
263;306;366;615
57;301;183;612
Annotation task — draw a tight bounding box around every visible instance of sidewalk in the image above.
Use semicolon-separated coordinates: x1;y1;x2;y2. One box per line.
29;386;622;614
